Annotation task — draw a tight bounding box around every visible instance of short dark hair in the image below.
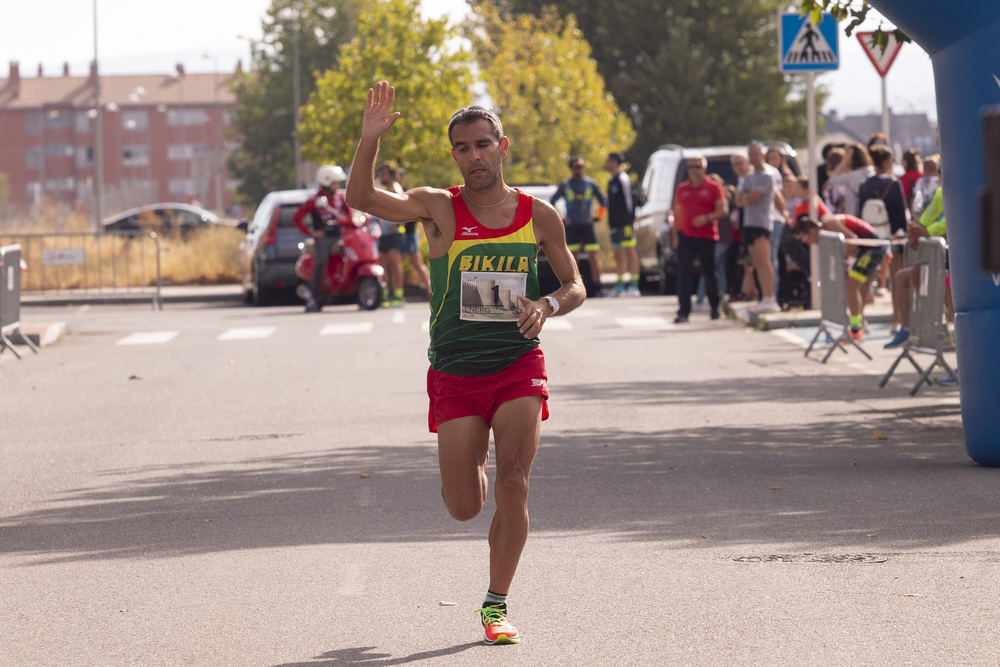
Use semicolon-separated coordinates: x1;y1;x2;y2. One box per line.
796;214;822;231
568;155;584;169
447;105;503;145
607;152;625;165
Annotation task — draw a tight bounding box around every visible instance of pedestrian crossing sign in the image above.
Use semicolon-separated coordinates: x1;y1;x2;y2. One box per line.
780;12;840;72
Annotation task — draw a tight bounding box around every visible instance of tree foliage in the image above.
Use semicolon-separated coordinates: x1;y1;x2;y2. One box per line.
466;6;635;185
478;1;812;167
299;0;474;188
798;0;909;50
228;0;372;205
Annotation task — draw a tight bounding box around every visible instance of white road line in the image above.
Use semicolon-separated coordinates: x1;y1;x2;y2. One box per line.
615;316;670;329
771;329;810;348
320;322;374;335
116;331;179;346
392;310;406;324
543;318;574;330
217;326;276;341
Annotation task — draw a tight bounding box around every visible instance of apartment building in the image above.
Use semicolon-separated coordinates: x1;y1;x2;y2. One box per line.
0;61;236;217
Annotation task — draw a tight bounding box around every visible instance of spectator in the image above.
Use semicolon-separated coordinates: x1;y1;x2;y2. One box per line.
734;141;781;314
817;143;845;195
396;167;432;300
292;165;351;312
375;163;407;307
695;172;732;308
885;186;953;348
551;156;608;297
859;145;909;325
900;148;923;206
671;154;728;322
729;151;752;301
911;155;941;218
604;152;641;297
827;142;875;217
867;132;889;152
796;213;887;341
821;146;847;213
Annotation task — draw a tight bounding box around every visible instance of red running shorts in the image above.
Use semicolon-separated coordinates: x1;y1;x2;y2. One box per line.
426;347;549;433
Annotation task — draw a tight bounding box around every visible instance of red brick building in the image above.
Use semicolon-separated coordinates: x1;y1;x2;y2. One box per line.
0;61;236;217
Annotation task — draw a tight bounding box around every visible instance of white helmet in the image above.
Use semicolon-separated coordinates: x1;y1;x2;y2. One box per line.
316;164;346;188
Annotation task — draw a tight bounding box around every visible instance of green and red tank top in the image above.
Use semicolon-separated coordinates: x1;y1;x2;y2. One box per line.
427;187;541;376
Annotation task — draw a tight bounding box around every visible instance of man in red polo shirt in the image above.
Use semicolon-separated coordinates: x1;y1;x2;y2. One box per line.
671;155;728;322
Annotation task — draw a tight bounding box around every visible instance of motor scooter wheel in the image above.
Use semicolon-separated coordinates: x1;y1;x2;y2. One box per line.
357;276;382;310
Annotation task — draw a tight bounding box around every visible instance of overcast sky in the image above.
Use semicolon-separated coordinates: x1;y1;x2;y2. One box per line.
0;0;937;122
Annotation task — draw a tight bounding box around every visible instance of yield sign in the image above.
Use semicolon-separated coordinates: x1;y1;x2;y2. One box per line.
857;31;904;78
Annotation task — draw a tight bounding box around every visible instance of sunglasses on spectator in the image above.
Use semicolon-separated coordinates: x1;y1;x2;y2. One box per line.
687;164;705;169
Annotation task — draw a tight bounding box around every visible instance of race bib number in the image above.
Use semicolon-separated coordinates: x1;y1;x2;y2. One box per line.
459;271;527;321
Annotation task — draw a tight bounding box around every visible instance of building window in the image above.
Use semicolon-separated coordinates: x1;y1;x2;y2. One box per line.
168;178;207;196
168;143;207;161
25;114;42;134
45;110;72;128
123;145;150;166
45;144;74;158
27;182;43;203
166;109;209;127
76;146;94;168
45;177;75;192
76;112;93;133
26;147;43;170
123;110;148;132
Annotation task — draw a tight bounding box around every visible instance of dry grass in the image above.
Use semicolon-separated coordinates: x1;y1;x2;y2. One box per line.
0;199;242;288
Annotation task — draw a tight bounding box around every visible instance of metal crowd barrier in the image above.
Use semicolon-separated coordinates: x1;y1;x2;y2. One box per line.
0;231;162;309
879;237;956;395
0;244;39;359
804;231;884;363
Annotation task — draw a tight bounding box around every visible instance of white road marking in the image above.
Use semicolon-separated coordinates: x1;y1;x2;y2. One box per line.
543;318;574;330
217;326;276;341
116;331;179;346
392;310;406;324
615;316;670;329
771;329;809;348
320;322;374;335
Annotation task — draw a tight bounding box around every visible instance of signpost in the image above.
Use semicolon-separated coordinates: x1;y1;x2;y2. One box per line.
857;31;905;143
780;13;840;310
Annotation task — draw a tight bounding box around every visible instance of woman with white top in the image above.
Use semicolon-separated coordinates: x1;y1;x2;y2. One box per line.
826;142;876;217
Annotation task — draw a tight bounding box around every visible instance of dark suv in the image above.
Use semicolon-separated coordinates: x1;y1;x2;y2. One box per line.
633;143;801;294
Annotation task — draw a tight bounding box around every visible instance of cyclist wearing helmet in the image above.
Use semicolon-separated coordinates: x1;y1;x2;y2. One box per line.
293;165;352;312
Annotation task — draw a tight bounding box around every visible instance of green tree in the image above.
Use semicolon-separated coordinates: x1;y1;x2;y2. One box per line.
299;0;474;188
479;1;812;166
228;0;371;205
466;5;635;185
799;0;908;49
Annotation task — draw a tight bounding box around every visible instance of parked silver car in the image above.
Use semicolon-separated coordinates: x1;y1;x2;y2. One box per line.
238;188;313;306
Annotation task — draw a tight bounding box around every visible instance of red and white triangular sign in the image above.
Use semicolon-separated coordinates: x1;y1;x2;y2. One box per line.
857;31;904;78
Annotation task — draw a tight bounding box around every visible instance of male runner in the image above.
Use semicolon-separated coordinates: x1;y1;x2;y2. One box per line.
345;82;585;645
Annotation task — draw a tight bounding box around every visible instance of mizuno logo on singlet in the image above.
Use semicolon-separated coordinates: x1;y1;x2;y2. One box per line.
461;226;478;236
459;255;530;272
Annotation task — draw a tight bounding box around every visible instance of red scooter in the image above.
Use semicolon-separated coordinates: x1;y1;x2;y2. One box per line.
295;205;384;310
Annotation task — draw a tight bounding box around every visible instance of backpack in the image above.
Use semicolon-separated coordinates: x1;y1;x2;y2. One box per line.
860;181;894;239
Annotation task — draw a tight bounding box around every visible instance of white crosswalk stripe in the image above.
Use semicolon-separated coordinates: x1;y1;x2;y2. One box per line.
615;316;670;329
320;322;374;335
543;318;574;330
116;331;179;346
217;326;276;341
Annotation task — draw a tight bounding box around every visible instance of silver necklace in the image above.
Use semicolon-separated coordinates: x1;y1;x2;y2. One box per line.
464;187;509;208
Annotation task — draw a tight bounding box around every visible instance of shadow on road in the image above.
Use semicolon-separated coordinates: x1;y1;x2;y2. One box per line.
272;642;480;666
0;372;986;566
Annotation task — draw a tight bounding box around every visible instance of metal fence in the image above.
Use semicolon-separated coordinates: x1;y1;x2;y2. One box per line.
804;231;872;363
879;237;956;395
0;231;162;309
0;244;39;358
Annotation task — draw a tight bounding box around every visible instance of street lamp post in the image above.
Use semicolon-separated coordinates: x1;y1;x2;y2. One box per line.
92;0;104;228
277;6;303;189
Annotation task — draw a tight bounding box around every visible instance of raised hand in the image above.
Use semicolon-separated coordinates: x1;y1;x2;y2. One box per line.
362;81;401;140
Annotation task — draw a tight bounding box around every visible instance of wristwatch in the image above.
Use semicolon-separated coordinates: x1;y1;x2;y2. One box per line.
542;295;560;314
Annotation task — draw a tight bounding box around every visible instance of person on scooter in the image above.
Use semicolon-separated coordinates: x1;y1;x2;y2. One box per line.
293;165;352;312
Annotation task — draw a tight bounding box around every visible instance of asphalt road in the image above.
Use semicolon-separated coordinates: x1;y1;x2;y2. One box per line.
1;295;995;666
